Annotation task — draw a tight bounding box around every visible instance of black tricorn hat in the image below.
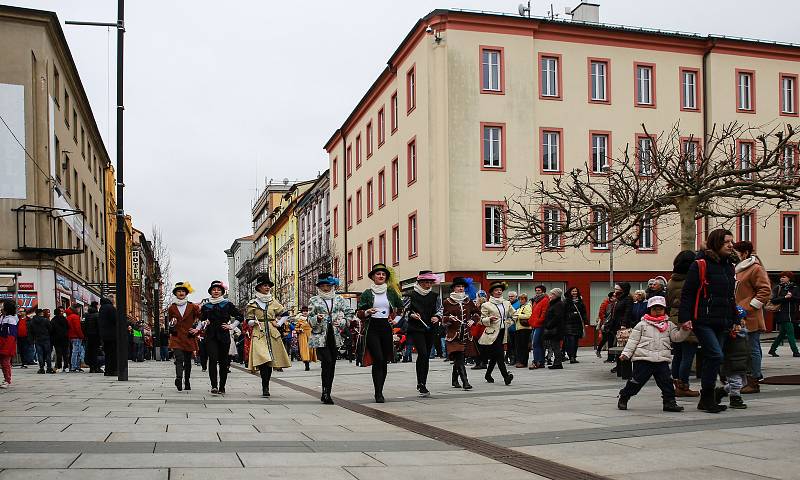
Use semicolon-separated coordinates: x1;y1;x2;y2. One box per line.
316;272;338;286
208;280;226;295
254;273;274;289
451;277;469;290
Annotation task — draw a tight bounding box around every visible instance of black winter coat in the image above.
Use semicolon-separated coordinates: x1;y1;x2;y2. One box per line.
28;315;51;343
771;283;799;324
82;307;100;337
610;295;633;332
679;250;736;330
99;298;118;341
200;300;243;343
563;298;587;337
722;333;751;375
630;301;648;326
543;297;566;340
50;314;69;343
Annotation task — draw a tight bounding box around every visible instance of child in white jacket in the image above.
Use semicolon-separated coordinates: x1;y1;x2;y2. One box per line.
618;296;693;412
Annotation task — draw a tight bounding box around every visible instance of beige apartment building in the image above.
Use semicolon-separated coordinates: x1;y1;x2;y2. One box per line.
325;6;800;325
1;6;110;311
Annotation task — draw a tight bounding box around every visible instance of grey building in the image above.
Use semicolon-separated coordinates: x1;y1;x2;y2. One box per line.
296;170;331;307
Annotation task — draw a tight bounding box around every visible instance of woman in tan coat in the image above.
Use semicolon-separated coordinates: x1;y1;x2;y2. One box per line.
295;306;317;371
246;273;291;397
733;241;771;393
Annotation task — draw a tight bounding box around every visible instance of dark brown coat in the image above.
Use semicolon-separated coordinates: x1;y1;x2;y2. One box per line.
442;296;480;358
167;302;200;352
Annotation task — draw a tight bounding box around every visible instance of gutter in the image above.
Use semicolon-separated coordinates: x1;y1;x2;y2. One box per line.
702;39;715;150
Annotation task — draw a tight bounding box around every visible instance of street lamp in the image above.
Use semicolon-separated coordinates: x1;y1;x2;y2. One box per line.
602;165;614;290
66;0;128;380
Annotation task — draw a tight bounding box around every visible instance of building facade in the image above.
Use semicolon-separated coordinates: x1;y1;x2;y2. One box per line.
0;6;112;312
251;182;292;282
224;235;254;310
296;171;331;307
130;228;159;328
325;7;800;325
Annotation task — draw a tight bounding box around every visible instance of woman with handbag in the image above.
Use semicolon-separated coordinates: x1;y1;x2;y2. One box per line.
563;287;587;364
246;273;291;398
357;263;404;403
443;277;480;390
542;288;566;370
479;281;515;385
167;281;201;391
0;300;19;388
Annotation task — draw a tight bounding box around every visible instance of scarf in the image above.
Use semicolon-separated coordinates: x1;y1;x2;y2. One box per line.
208;296;225;305
370;283;388;295
413;283;431;296
532;293;546;304
643;313;670;332
317;288;336;300
255;292;273;303
489;296;505;305
449;292;467;302
174;298;188;307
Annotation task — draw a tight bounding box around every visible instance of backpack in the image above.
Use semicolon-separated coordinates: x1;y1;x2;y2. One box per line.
693;259;709;320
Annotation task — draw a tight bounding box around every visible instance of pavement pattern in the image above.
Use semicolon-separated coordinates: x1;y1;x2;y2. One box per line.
0;350;798;480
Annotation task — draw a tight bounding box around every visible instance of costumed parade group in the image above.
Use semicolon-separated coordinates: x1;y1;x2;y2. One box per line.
163;262;521;403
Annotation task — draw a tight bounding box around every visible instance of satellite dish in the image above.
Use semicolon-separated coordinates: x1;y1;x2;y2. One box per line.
518;3;530;17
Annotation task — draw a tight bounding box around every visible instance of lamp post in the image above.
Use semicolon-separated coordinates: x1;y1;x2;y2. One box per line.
66;0;127;380
602;165;614;290
153;279;160;360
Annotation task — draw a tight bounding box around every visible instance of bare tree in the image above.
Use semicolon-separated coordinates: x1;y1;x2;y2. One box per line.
150;225;172;318
505;121;800;254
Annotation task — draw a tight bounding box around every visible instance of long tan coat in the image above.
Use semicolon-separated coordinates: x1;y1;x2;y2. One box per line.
295;314;317;362
246;299;291;370
735;256;771;332
479;299;515;345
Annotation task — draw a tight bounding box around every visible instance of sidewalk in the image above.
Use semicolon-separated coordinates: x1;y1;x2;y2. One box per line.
0;350;798;480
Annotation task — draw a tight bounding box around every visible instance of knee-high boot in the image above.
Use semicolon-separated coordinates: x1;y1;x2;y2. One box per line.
459;364;472;390
452;364;461;388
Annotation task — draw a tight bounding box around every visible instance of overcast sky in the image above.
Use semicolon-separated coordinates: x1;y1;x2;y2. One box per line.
6;0;798;301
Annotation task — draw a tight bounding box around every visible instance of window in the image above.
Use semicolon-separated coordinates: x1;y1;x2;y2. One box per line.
539;54;561;99
543;207;562;249
391;157;399;199
635;63;655;107
407;138;417;185
541;129;562;173
72;110;78;141
481;123;504;170
638;215;655;251
346;146;352;177
356;188;362;224
391;224;400;265
367;239;375;267
64;90;69;125
55;135;61;183
590;132;610;174
781;144;798;177
592;208;609;250
737;69;755;112
53;65;60;105
347;250;353;284
357;245;364;280
378;107;386;145
378;168;386;207
390;91;398;132
780;74;798;116
680;68;699;111
737;211;755;244
781;213;798;254
408;212;418;258
378;232;387;264
480;47;504;93
682;138;700;173
331;206;338;236
738;140;754;179
81;128;86;158
636;135;655;176
366;121;373;158
346;197;353;230
366;179;374;216
332;157;338;187
589;59;609;103
355;135;362;169
483;203;504;248
406;65;416;113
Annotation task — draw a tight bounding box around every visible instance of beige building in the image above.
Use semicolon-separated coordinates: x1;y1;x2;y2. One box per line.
0;6;111;311
325;7;800;324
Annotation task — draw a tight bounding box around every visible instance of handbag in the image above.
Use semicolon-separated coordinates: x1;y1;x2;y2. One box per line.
765;301;781;313
615;327;632;345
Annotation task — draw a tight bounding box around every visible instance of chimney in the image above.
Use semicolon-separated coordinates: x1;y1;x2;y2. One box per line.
570;1;600;23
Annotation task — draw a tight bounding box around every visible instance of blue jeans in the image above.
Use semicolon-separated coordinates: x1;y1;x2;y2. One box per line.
748;331;762;379
70;339;84;370
671;341;698;385
692;324;727;390
530;328;544;365
160;346;169;361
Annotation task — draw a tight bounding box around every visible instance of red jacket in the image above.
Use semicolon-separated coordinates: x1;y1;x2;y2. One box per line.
531;295;550;328
17;316;28;338
66;309;84;340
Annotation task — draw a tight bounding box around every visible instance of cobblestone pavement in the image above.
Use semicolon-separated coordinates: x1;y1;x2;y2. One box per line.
0;350;798;480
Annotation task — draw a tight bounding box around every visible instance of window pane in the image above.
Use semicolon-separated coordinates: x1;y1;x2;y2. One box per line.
542;57;558;96
638;138;652;175
592;134;608;172
591;62;606;100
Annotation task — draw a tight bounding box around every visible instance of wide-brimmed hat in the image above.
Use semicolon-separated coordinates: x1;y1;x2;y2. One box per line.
368;263;391;280
172;281;194;295
254;273;274;289
417;270;438;282
451;277;469;289
646;296;667;309
488;281;507;294
316;272;340;287
208;280;226;295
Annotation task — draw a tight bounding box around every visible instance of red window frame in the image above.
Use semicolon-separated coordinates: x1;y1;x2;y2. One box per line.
538;52;562;100
479;46;505;95
332;157;338;188
635;133;657;177
378;107;386;145
539;127;564;175
779;73;799;117
735;69;756;114
367;238;375;267
346;146;352;178
480;122;506;172
357;245;364;280
390;91;398;133
408;211;418;259
366;179;374;217
355;188;362;224
347;250;353;284
588;130;612;176
333;206;339;238
346;196;353;230
391;157;399;199
377;168;386;208
406;65;416;114
378;231;387;264
679;67;701;112
780;211;799;255
355;134;362;169
736;139;756;179
366;121;373;159
407;137;417;186
391;223;400;266
634;62;657;108
587;57;611;105
481;201;507;251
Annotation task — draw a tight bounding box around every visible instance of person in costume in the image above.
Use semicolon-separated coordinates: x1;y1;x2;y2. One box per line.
357;263;404;403
443;277;480;390
295;306;317;371
480;281;515;385
308;273;354;404
402;270;443;397
246;273;291;397
199;280;243;395
167;282;201;391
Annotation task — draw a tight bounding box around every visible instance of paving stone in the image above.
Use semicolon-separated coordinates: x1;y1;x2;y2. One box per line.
170;467;357;480
344;464;549;480
0;469;168;480
106;432;220;442
0;432;110;442
0;453;79;468
72;453;241;468
365;450;495;466
238;452;381;467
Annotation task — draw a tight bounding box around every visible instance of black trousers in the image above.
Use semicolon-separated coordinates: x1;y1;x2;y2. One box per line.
550;336;563;367
53;340;69;370
206;337;231;389
199;339;208;370
365;318;392;395
515;329;531;365
174;349;193;381
85;335;100;370
485;332;510;378
317;326;338;392
259;363;272;391
620;361;676;401
35;341;52;370
407;330;433;387
103;339;117;375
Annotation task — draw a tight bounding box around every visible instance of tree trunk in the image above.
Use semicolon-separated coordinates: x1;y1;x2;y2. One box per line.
675;197;699;252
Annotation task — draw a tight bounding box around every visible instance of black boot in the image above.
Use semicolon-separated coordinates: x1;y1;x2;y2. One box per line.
617;395;629;410
503;372;514;385
663;399;684;412
451;367;461;388
729;395;747;409
697;388;726;413
174;378;182;391
305;362;310;371
714;386;728;405
459;365;472;390
184;377;191;391
322;390;334;405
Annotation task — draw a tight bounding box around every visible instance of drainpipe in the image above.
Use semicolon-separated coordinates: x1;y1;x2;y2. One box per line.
702;40;715;150
341;132;349;293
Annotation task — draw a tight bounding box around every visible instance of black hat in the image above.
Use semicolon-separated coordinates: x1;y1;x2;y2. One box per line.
316;272;339;287
368;263;391;280
451;277;469;290
208;280;226;295
488;281;507;294
172;281;194;295
254;273;274;289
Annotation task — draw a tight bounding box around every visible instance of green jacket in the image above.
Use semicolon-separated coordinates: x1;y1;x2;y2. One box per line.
357;287;404;318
